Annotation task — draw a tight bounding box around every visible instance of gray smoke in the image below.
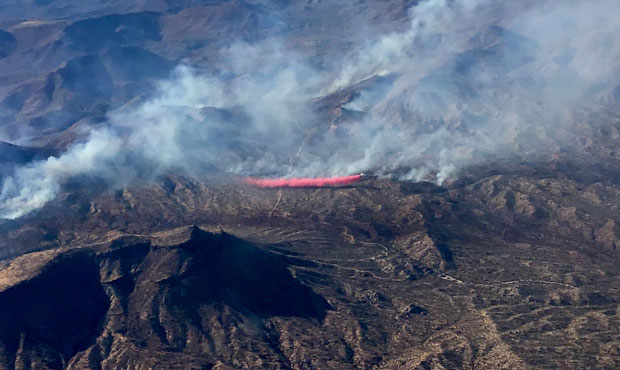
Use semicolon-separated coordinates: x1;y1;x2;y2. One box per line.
1;0;619;219
308;0;620;181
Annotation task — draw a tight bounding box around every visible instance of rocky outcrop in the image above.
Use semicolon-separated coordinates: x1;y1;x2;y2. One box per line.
1;166;619;369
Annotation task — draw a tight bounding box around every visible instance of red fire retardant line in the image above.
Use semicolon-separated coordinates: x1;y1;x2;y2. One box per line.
244;174;362;188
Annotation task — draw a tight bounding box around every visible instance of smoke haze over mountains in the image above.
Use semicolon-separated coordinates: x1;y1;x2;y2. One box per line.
1;0;619;219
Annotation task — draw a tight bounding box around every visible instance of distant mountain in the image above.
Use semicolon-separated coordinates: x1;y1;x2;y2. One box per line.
0;1;619;369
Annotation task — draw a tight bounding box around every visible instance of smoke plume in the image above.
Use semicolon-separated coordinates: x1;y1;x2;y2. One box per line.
1;0;619;218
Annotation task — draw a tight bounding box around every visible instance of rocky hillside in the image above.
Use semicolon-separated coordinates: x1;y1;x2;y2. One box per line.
0;0;619;369
0;163;619;368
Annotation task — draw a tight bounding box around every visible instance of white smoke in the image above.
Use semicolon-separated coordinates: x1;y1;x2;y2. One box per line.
1;0;619;218
0;41;322;219
305;0;620;181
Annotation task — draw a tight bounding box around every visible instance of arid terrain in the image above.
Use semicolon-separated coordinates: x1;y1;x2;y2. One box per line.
0;1;619;369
